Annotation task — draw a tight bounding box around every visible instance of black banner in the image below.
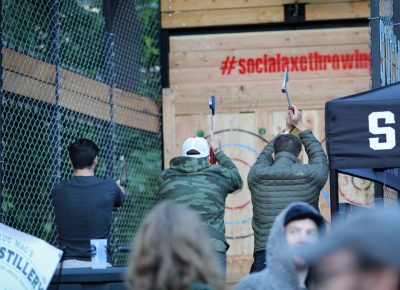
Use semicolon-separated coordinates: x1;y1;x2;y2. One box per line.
326;82;400;170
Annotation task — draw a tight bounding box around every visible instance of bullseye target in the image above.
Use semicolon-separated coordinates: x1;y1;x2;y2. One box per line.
213;128;268;257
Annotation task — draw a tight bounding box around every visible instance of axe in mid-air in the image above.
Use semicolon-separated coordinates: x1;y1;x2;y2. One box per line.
281;68;294;113
209;96;216;165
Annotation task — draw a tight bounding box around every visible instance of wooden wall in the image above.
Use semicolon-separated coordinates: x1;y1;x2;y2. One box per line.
161;0;369;28
163;26;373;284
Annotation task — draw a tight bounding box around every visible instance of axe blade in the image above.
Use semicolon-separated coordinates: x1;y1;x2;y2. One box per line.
281;68;292;108
209;95;216;115
281;68;289;93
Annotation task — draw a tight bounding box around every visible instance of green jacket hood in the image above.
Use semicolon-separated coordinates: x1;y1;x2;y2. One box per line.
169;156;210;173
234;202;320;290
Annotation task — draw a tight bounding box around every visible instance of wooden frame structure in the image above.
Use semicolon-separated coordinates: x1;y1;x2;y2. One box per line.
3;48;160;132
160;1;371;285
161;0;369;29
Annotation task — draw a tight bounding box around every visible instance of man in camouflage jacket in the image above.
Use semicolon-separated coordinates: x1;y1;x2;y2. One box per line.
158;133;243;271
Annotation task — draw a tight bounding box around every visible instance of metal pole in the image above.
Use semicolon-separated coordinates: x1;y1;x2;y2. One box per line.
160;29;169;169
329;169;340;226
103;0;119;34
370;0;385;207
0;0;4;222
370;0;381;89
394;0;400;85
160;30;170;89
103;0;117;178
374;181;385;208
50;0;61;185
103;1;119;264
394;0;400;40
106;32;116;179
393;1;400;205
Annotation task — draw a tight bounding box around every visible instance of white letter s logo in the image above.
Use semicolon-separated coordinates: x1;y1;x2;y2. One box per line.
369;111;396;150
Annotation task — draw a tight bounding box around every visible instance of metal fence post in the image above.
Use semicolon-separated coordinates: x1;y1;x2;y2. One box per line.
370;0;385;208
395;3;400;204
105;32;116;179
374;179;385;208
0;0;3;222
370;0;381;89
103;0;117;178
330;169;339;225
50;0;61;186
48;0;62;243
394;0;400;39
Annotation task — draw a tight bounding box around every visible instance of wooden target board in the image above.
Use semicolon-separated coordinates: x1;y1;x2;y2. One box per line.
163;27;371;283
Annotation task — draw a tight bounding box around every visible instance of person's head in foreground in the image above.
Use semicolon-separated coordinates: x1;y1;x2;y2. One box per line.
284;203;325;249
283;203;326;288
299;210;400;290
127;201;224;290
68;138;100;172
234;202;326;290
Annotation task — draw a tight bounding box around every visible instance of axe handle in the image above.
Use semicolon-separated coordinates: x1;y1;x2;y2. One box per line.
209;148;216;164
209;114;216;164
284;90;294;113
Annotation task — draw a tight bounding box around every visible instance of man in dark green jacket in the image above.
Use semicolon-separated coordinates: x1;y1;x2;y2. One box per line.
248;105;328;273
158;133;243;271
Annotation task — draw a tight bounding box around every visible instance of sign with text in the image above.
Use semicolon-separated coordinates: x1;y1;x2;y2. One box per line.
326;82;400;170
220;50;370;75
0;223;62;290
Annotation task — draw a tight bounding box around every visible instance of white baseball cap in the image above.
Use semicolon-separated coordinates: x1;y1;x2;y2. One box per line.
182;137;209;158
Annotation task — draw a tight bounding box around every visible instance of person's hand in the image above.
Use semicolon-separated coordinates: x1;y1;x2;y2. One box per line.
289;105;307;132
116;180;126;193
209;131;221;153
284;111;294;133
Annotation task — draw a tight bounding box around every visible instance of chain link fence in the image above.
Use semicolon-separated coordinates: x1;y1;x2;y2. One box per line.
370;0;400;205
1;0;162;266
378;0;400;85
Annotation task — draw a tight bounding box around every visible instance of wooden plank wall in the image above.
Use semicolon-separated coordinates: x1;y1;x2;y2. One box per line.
163;26;372;285
2;48;160;132
161;0;369;28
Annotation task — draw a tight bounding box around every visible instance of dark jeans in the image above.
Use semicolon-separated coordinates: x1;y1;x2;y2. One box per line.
250;250;266;273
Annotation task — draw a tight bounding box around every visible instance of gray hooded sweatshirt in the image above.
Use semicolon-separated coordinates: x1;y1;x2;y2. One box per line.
234;202;318;290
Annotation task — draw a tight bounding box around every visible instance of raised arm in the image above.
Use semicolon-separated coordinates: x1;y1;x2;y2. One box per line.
299;130;328;165
289;105;328;186
210;132;243;192
289;105;327;165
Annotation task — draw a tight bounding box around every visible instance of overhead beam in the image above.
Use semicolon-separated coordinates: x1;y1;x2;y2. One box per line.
2;48;160;132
